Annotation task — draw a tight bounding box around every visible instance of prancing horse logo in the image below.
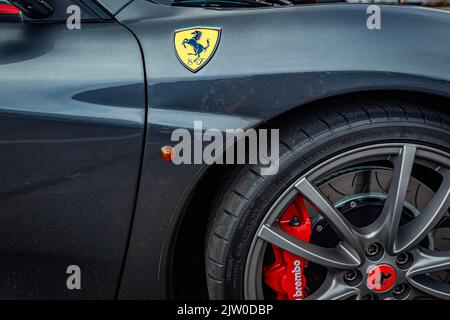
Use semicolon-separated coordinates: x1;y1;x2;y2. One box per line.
182;31;210;65
367;264;397;293
174;27;221;73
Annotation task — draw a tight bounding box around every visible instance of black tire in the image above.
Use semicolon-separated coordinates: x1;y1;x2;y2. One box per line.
205;101;450;300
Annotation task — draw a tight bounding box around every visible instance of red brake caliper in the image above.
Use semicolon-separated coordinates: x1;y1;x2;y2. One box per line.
263;196;312;300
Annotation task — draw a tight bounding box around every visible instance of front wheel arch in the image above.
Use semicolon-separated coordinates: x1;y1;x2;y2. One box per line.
170;91;450;299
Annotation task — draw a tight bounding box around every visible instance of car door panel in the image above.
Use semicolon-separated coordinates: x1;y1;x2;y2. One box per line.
0;17;145;298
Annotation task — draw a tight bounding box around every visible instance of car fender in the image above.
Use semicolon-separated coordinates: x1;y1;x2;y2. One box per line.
115;1;450;298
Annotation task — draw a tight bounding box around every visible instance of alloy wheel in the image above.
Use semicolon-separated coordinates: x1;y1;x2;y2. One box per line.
244;143;450;300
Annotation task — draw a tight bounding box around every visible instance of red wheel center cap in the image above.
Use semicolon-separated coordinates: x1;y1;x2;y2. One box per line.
367;264;397;293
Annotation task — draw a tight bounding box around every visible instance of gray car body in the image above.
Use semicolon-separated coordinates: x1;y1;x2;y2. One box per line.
0;0;449;299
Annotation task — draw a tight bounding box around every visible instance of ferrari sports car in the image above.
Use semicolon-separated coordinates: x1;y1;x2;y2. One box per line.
0;0;450;301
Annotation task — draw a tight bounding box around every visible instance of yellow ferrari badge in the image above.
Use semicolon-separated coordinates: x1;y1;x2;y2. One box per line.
174;27;221;73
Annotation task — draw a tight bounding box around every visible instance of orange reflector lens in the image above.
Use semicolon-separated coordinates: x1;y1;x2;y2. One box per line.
160;146;176;161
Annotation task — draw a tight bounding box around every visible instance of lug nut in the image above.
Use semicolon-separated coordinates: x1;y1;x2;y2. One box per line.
344;270;358;282
362;294;377;300
396;253;409;265
396;252;413;269
393;284;406;295
366;243;381;257
343;269;361;286
393;283;410;299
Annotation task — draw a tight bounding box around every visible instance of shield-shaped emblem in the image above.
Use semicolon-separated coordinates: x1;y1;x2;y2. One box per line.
174;27;221;73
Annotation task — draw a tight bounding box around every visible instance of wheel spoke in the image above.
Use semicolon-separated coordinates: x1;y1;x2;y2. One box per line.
395;169;450;253
306;272;358;300
408;275;450;300
408;248;450;276
258;225;361;269
376;146;416;253
295;178;363;256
